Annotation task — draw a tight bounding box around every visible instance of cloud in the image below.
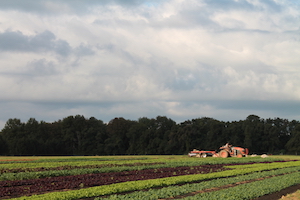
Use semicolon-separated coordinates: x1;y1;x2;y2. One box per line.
0;0;162;15
0;30;71;56
0;0;300;129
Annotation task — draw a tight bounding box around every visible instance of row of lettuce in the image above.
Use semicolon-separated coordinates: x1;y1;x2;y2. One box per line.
3;157;299;200
98;166;300;200
0;156;279;168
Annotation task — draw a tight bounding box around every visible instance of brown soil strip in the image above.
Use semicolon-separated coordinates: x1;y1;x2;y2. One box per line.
253;184;300;200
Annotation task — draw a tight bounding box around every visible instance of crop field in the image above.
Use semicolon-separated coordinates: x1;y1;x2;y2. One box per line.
0;155;299;200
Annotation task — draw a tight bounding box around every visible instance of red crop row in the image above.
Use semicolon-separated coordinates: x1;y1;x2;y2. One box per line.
0;164;227;198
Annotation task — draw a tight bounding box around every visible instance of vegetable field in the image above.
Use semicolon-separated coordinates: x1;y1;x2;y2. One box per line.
0;155;299;200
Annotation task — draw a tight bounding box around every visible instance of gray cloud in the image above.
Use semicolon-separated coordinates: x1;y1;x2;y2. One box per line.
26;59;57;76
203;0;257;11
203;0;298;14
0;0;161;15
0;30;30;51
213;100;300;114
74;44;95;56
0;30;71;56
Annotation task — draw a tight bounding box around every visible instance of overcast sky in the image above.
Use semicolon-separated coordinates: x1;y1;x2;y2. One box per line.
0;0;300;129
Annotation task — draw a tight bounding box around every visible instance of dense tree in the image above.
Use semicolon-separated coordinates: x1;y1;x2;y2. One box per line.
0;115;299;155
126;117;150;154
242;115;264;153
1;118;26;155
43;121;64;155
285;124;300;155
0;134;8;154
61;115;86;155
149;116;176;154
224;121;244;146
60;115;107;155
164;126;181;154
205;118;225;149
105;117;136;155
87;117;107;155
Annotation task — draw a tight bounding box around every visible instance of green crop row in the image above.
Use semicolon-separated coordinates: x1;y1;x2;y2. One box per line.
0;156;150;164
185;171;300;200
0;156;282;169
97;166;300;200
0;158;163;169
10;160;300;200
225;160;300;169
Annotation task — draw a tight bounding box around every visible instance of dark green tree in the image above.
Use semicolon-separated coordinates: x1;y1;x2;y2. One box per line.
164;126;181;154
1;118;25;155
126;118;149;154
0;114;298;155
61;115;89;155
43;121;65;155
243;115;264;153
105;117;135;155
23;118;43;155
205;118;225;148
224;121;244;146
85;117;107;155
152;116;176;154
0;134;8;155
176;118;215;153
285;124;300;155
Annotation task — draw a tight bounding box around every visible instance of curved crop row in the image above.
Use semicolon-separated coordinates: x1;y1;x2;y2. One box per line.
97;166;300;200
9;160;300;200
185;171;300;199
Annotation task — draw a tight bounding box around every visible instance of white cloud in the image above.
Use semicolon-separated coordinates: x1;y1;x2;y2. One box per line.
0;0;300;129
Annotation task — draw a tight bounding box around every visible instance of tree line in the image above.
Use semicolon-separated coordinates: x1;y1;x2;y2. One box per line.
0;114;299;156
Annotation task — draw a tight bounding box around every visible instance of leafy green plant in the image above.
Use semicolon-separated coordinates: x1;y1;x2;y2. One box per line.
185;171;300;200
9;160;300;200
97;166;300;200
1;157;284;181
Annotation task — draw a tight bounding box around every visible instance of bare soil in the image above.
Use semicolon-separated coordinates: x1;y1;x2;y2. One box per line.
253;184;300;200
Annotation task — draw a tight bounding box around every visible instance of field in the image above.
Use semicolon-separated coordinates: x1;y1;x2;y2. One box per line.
0;155;300;200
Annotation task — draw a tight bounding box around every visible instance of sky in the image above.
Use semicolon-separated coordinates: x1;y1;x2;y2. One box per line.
0;0;300;129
